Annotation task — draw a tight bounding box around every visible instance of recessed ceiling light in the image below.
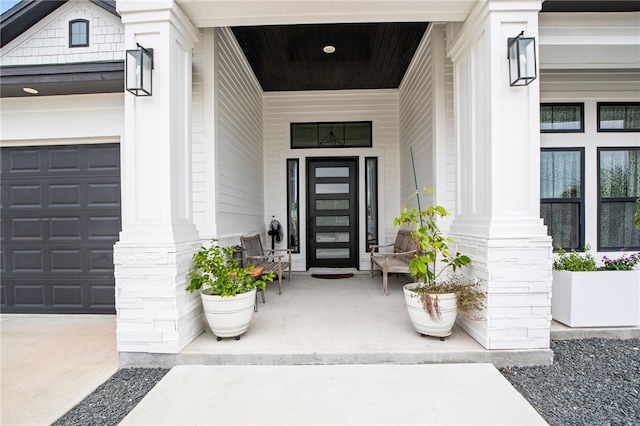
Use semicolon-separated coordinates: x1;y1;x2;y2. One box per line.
23;87;38;94
323;45;336;54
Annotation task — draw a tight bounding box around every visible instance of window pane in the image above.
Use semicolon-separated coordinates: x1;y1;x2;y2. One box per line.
315;167;349;178
541;104;582;132
541;151;581;199
291;122;372;148
541;202;581;250
366;157;378;251
70;21;88;47
316;248;350;259
317;216;349;226
316;232;350;243
345;122;372;147
287;159;299;252
316;183;349;194
600;150;640;198
599;103;640;131
316;200;349;210
540;148;583;251
600;202;640;249
598;148;640;250
291;124;319;148
318;124;345;147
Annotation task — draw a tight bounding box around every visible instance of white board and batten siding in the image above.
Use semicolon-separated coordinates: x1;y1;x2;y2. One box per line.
191;27;265;245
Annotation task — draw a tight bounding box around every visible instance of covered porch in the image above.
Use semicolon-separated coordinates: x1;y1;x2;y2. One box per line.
115;0;553;356
120;272;553;368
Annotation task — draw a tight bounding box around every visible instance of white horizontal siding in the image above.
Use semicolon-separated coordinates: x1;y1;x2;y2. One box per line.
264;89;399;269
0;93;123;145
540;70;640;100
0;1;124;66
399;24;454;227
215;27;265;238
191;27;264;242
399;26;435;208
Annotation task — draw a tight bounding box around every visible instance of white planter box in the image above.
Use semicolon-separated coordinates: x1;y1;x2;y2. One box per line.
552;270;640;327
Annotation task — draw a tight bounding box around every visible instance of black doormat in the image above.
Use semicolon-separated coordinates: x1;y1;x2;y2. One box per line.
311;273;354;279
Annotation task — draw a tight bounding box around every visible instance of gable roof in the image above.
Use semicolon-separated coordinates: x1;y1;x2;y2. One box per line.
1;0;118;48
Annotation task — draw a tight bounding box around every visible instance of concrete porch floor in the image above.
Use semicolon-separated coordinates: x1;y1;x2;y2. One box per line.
121;272;553;368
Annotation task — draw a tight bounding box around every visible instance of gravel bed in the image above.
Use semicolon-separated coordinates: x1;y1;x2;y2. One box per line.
52;339;639;425
52;368;169;426
500;338;640;426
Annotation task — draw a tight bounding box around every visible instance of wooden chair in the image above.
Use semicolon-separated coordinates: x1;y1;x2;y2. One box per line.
370;229;418;295
240;234;292;295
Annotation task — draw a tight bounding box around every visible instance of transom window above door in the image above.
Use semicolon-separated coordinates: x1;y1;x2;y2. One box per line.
291;121;372;149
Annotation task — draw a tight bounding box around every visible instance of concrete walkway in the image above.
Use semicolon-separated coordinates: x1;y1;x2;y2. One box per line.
121;363;547;425
3;274;638;425
0;314;119;426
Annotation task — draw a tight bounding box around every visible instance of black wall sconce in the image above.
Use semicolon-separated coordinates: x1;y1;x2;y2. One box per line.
126;43;154;96
508;31;537;86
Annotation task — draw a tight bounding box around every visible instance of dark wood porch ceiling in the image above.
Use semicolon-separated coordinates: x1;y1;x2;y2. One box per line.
231;23;429;92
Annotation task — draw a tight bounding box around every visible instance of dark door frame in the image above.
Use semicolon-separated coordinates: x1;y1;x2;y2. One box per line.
306;157;359;269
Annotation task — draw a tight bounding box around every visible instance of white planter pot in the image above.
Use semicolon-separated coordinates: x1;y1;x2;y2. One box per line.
200;288;256;340
552;270;640;327
403;283;457;339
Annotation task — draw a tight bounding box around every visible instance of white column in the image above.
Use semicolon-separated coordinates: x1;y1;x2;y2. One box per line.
448;0;553;350
114;0;203;354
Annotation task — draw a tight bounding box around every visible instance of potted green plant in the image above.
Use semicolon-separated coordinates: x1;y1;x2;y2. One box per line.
552;245;640;327
186;240;274;341
394;188;485;339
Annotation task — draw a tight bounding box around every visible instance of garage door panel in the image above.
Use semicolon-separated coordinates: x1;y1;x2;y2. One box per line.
1;144;120;314
6;149;41;173
50;217;83;240
50;249;83;272
87;182;120;206
90;285;117;307
49;184;82;207
52;284;84;307
89;249;114;272
9;184;43;207
12;249;45;272
13;283;46;306
89;216;120;238
48;148;81;172
9;217;45;240
87;146;120;170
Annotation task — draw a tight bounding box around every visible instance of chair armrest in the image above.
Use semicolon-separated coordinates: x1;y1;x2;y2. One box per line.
369;242;394;254
245;255;270;263
268;248;292;254
374;249;417;259
267;248;292;261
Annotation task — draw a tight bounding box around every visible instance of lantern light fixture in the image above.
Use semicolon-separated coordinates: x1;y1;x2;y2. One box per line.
507;31;537;87
126;43;154;96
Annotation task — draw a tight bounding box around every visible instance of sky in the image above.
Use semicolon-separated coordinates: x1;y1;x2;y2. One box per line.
1;0;21;14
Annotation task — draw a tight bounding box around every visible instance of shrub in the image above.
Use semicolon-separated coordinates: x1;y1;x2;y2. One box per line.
186;240;274;297
553;245;597;272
